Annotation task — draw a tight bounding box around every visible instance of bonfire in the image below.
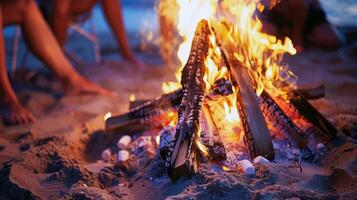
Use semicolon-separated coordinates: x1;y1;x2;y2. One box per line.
106;0;336;181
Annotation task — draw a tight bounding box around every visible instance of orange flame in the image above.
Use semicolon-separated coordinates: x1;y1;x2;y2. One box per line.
217;0;297;99
159;0;298;146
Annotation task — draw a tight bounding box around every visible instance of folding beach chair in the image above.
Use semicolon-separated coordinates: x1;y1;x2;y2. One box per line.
10;9;101;77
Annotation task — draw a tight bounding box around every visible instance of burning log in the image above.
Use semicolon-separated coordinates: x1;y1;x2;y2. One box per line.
259;91;306;148
159;126;176;161
105;89;182;132
221;50;275;160
165;20;210;181
289;90;337;139
106;78;233;133
206;78;234;100
199;104;227;161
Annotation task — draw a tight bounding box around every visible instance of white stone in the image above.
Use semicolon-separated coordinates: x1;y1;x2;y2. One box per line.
316;143;325;151
118;150;130;162
101;148;111;162
237;159;255;175
117;135;132;149
253;156;270;164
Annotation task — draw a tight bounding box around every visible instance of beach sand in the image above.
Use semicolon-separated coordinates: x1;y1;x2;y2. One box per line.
1;35;357;199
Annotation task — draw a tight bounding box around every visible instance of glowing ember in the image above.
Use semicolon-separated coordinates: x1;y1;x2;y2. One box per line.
196;140;209;156
104;112;112;121
129;94;136;102
166;111;177;127
155;134;161;145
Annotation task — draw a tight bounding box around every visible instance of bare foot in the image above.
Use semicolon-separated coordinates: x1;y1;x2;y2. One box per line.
64;75;116;97
1;102;36;125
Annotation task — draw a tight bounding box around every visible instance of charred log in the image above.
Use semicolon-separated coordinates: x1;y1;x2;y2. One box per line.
220;49;275;160
289;91;337;139
199;104;227;161
106;78;233;133
260;91;306;148
165;20;211;181
206;78;234;100
105;89;182;132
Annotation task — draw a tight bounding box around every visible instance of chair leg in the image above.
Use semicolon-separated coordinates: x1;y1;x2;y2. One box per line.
71;20;101;64
11;26;21;78
66;12;101;65
90;17;101;64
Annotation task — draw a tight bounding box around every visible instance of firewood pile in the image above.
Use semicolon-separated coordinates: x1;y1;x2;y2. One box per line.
106;20;337;181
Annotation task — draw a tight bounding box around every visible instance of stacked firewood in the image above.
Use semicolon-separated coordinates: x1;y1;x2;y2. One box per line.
106;19;337;181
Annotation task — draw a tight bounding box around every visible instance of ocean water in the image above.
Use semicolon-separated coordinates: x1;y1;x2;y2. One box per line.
320;0;357;26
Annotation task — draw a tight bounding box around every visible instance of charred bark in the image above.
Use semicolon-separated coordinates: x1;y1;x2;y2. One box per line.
289;91;337;139
106;78;233;133
220;50;275;160
199;104;227;161
165;20;211;181
206;78;234;100
260;91;306;148
105;89;182;132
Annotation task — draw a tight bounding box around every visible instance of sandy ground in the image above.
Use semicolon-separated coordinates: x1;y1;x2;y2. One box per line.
0;41;357;200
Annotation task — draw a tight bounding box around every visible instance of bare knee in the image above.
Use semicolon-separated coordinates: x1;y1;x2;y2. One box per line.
70;0;98;15
1;0;34;25
6;0;33;12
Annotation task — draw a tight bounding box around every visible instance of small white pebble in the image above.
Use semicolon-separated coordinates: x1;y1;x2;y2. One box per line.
118;150;130;162
117;135;132;149
138;136;152;148
237;159;255;175
316;143;325;151
138;140;147;148
253;156;270;164
101;149;111;162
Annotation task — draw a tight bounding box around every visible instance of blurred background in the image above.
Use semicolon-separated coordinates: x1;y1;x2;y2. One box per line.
3;0;357;70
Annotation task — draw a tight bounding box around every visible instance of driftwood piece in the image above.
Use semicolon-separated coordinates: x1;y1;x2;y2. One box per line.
260;91;306;148
289;91;337;139
220;50;274;160
165;20;210;181
199;104;227;161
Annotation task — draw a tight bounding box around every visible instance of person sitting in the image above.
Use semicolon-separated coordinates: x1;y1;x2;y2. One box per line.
0;0;114;125
44;0;143;68
260;0;343;52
